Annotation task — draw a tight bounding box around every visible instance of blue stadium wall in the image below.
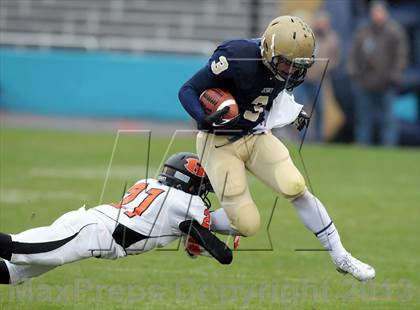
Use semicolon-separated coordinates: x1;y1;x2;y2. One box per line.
0;48;207;120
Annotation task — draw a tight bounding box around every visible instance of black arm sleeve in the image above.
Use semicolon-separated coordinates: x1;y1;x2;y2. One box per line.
179;220;233;265
178;67;225;125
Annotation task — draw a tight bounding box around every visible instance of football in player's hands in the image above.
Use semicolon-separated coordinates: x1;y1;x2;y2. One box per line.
199;88;239;124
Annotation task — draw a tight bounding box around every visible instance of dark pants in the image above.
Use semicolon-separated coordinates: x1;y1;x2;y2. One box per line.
354;85;398;146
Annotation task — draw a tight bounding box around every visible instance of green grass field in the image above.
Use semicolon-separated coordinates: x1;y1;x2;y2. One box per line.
0;127;419;310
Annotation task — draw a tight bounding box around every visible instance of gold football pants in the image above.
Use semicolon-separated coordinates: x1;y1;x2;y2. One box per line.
197;131;305;236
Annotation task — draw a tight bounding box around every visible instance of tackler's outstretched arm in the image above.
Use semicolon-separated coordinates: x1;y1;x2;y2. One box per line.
179;220;232;265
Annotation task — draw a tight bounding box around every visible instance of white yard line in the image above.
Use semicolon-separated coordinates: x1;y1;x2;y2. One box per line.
0;188;90;204
29;165;158;180
0;111;193;136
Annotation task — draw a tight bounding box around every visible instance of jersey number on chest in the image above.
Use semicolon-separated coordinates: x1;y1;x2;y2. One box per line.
112;182;165;218
243;96;269;122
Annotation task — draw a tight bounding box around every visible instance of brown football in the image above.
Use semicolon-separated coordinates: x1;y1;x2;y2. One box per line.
199;88;239;121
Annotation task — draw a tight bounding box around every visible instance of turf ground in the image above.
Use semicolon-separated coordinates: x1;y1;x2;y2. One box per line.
0;127;418;309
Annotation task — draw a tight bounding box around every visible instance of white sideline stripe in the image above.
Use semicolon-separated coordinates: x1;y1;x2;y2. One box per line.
0;189;89;204
29;166;158;180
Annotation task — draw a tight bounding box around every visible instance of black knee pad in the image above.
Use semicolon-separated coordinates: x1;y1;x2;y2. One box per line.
0;261;10;284
0;233;12;261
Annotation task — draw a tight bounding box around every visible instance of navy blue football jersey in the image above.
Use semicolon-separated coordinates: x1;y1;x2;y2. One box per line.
179;39;287;133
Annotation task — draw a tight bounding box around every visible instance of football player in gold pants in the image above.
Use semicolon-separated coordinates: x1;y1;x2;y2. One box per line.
179;16;375;281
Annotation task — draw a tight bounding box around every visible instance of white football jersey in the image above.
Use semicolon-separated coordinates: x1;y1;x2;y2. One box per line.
93;178;210;254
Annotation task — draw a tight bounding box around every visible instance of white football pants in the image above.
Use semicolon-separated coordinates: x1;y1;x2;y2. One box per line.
5;207;125;285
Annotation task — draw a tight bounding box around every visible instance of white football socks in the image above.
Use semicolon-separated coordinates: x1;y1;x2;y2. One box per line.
210;208;239;236
292;190;347;260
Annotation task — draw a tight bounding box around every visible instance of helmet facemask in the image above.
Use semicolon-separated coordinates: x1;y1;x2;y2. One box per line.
196;175;213;209
266;55;314;90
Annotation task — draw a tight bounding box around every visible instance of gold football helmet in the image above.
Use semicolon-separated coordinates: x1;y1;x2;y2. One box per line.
261;15;315;89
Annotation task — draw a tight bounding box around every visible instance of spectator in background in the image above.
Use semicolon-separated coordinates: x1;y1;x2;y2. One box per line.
348;0;408;146
295;11;340;142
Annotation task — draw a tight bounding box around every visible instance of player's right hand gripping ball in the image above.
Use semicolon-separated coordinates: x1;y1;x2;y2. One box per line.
199;88;239;128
